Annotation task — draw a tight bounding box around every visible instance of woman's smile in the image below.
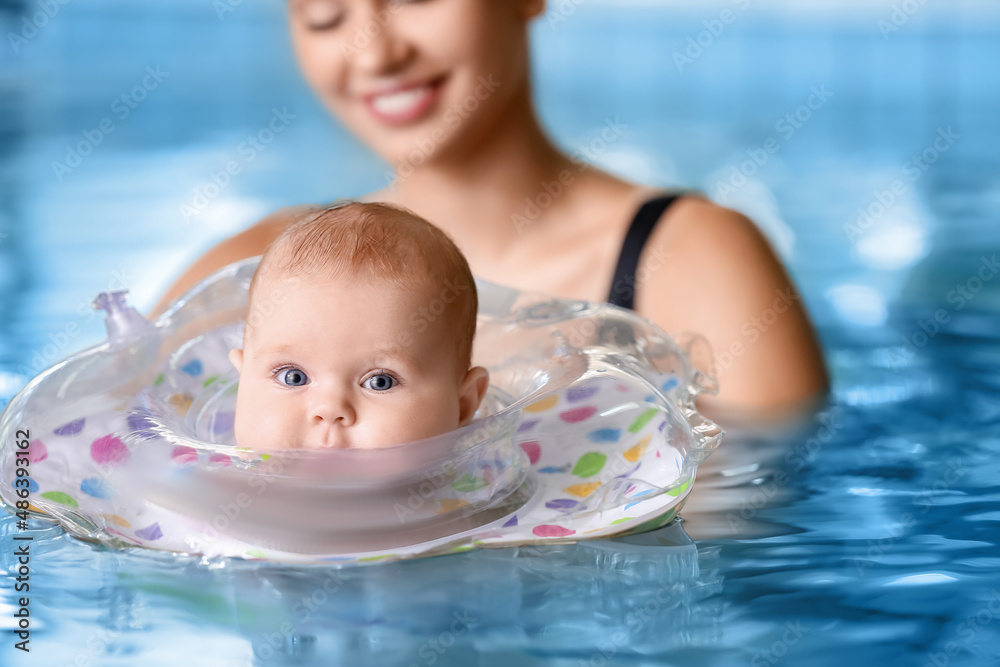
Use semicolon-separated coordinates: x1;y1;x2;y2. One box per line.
363;74;448;125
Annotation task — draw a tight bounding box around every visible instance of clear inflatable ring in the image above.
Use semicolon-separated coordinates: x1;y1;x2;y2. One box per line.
0;258;724;565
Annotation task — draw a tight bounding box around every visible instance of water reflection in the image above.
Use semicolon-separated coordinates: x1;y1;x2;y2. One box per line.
28;412;859;665
63;520;721;666
6;328;1000;667
57;412;873;665
683;405;842;541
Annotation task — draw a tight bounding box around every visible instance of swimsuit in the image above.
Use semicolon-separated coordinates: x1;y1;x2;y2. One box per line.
607;194;684;310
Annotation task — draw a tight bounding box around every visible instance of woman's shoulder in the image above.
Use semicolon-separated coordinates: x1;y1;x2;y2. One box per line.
633;191;828;412
612;185;774;275
643;193;780;279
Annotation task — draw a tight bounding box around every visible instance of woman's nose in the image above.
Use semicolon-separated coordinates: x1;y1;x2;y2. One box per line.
348;10;411;75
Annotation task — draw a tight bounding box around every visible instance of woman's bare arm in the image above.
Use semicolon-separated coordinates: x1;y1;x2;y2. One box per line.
635;197;829;417
149;205;315;317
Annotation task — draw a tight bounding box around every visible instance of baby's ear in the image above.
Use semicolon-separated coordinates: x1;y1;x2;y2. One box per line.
228;349;244;373
458;366;490;427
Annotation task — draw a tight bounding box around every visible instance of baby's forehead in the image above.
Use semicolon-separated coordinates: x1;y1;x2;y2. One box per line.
254;256;440;295
248;265;440;331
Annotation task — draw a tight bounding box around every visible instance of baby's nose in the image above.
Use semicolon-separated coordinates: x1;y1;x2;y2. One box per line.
310;392;356;427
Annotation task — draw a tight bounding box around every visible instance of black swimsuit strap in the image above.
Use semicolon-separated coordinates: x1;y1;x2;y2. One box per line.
606;194;683;310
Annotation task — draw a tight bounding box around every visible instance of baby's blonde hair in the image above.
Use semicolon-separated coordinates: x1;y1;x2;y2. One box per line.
248;202;478;370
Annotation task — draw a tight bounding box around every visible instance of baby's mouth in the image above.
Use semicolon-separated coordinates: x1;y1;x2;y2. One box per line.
306;430;351;451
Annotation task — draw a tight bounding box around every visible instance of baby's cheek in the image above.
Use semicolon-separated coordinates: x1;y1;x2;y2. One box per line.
392;399;461;444
233;388;281;449
251;411;293;450
232;409;254;448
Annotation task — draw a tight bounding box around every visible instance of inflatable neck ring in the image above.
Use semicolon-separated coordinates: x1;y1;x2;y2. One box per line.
0;258;724;564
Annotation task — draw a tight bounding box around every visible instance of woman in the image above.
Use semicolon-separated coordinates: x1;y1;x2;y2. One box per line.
152;0;827;417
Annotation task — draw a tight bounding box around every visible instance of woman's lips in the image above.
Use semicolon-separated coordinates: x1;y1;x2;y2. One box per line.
364;76;446;125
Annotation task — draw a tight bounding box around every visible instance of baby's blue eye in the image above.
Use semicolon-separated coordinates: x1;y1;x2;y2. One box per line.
279;368;309;387
364;374;396;392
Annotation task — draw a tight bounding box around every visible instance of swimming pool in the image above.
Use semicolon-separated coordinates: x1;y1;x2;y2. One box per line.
2;1;1000;665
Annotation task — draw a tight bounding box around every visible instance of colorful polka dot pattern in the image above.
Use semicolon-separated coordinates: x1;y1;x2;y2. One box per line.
127;411;157;440
80;477;113;499
11;477;38;493
559;406;597;424
564;482;602;497
8;312;692;563
90;435;129;466
28;440;47;463
572;452;606;477
135;523;163;541
520;441;541;464
452;474;487;493
9;335;250;549
517;419;539;433
478;373;691;546
587;428;620;443
180;359;203;376
53;418;85;436
533;525;575;538
40;491;78;507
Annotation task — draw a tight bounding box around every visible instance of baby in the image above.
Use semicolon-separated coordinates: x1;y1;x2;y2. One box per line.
227;202;489;450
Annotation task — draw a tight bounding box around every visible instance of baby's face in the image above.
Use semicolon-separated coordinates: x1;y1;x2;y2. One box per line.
229;273;486;451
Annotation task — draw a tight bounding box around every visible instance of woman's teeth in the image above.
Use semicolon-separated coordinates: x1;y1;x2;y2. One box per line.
372;86;432;116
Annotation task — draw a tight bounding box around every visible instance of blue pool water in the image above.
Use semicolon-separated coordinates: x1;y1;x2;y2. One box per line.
2;1;1000;665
